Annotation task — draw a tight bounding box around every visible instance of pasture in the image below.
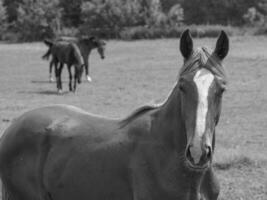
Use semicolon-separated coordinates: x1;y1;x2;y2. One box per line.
0;36;266;200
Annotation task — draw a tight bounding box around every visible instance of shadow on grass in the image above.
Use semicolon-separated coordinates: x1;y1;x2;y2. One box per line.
214;156;258;171
31;80;52;84
36;90;69;95
31;80;68;84
18;90;69;95
2;118;10;123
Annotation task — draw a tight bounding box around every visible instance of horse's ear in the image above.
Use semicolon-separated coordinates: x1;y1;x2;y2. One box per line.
180;29;193;59
214;31;229;60
89;36;96;41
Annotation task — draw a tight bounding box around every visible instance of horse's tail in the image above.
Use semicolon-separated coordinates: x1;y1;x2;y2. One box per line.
42;39;53;60
43;39;53;47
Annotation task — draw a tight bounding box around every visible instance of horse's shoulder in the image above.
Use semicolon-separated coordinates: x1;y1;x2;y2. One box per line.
120;105;157;126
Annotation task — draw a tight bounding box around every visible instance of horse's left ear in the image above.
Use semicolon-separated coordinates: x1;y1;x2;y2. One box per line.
214;31;229;60
180;29;193;59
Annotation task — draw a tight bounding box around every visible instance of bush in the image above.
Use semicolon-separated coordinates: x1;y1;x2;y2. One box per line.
80;0;146;38
243;7;265;26
254;24;267;35
119;25;237;40
0;0;7;40
10;0;61;42
1;31;20;42
187;25;235;38
168;4;184;26
57;27;79;38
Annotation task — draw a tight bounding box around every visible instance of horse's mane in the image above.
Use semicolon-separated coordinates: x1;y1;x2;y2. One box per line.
119;104;159;127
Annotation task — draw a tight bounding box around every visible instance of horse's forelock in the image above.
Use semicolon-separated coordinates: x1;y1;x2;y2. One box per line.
179;47;226;80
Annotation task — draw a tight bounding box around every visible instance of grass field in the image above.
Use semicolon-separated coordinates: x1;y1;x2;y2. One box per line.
0;36;266;200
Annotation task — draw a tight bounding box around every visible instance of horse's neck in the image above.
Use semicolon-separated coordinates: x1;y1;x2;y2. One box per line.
78;41;93;55
153;85;186;152
147;86;205;198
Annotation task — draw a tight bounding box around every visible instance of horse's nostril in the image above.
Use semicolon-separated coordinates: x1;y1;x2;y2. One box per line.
186;146;193;161
204;145;212;160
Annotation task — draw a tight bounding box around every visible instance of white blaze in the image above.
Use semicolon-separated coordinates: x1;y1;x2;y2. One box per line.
194;68;214;136
191;68;214;163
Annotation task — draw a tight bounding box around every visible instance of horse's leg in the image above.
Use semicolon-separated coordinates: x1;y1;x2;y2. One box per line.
84;55;92;82
57;63;64;93
49;59;54;82
73;65;77;92
200;167;220;200
55;62;63;94
67;64;73;92
54;60;61;92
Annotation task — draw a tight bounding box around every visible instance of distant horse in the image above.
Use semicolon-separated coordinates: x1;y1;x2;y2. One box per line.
44;40;85;93
0;30;229;200
43;36;106;82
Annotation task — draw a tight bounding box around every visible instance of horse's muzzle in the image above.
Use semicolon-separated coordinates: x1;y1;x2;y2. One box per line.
185;144;212;170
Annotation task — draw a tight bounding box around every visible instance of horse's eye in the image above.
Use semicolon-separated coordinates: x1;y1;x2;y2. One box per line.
217;86;226;96
179;83;186;93
220;85;226;93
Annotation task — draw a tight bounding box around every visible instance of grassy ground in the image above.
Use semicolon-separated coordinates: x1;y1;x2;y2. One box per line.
0;36;266;200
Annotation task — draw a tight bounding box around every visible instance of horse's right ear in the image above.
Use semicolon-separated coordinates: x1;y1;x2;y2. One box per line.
180;29;193;59
214;30;229;60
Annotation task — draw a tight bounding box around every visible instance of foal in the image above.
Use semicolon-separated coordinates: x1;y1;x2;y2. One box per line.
46;40;85;93
43;36;106;82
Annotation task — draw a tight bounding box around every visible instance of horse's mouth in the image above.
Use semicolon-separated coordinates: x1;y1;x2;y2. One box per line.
101;55;105;59
185;160;210;171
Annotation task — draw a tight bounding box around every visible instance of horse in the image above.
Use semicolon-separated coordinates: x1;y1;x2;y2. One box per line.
0;29;229;200
44;40;85;93
43;36;106;82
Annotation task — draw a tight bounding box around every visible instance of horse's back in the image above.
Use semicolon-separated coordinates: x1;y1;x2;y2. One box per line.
0;105;120;162
56;36;77;43
0;105;134;200
51;42;72;63
51;42;83;66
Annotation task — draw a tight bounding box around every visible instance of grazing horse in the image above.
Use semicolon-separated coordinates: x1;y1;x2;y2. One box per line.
45;40;85;93
43;36;106;82
0;30;229;200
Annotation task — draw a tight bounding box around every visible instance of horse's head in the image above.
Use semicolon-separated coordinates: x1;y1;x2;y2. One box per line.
178;30;229;171
85;36;106;59
76;64;84;84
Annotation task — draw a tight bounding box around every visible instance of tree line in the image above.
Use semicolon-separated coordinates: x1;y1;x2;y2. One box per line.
0;0;266;41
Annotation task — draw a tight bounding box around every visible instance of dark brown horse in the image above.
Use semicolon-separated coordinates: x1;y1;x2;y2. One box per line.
0;30;229;200
44;40;85;93
43;36;106;82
